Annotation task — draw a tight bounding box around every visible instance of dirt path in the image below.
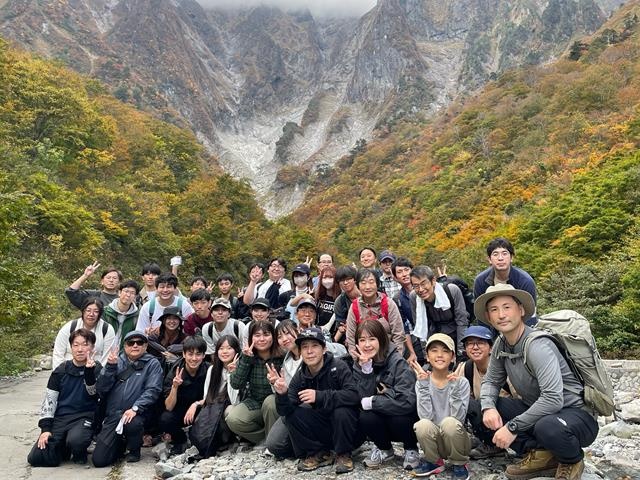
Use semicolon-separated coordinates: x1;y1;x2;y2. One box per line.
0;371;155;479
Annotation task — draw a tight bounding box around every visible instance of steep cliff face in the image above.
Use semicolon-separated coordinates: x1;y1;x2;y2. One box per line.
0;0;607;216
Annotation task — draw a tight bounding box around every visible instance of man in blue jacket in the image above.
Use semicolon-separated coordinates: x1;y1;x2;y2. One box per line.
92;330;163;466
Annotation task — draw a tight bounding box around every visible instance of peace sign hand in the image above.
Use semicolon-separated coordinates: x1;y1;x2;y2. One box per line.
84;261;100;277
227;354;240;373
242;339;255;357
85;349;96;369
304;256;313;268
172;367;184;388
410;359;430;381
353;345;375;367
265;362;280;385
107;346;119;365
266;364;287;395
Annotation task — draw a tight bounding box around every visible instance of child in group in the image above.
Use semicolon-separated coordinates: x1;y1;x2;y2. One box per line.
189;335;241;458
411;333;471;479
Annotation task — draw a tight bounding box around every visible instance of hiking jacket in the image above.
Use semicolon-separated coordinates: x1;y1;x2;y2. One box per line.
345;293;405;355
276;353;359;416
352;346;416;416
103;299;139;351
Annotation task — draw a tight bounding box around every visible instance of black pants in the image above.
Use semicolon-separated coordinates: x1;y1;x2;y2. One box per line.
286;406;361;456
92;412;145;467
27;412;93;467
468;397;598;463
359;410;418;450
159;409;189;443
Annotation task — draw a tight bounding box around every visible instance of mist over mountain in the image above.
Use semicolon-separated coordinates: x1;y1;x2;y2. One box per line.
0;0;609;216
196;0;377;18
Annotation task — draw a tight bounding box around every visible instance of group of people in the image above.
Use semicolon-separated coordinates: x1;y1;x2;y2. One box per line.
28;238;595;480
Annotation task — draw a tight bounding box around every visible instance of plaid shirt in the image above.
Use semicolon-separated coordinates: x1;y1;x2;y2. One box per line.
381;274;401;299
230;353;283;410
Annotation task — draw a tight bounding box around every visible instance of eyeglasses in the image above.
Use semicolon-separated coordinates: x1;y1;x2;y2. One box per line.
490;250;511;258
411;279;433;292
339;278;355;284
126;339;146;347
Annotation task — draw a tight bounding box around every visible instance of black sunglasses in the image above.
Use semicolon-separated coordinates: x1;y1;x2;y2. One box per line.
126;339;146;347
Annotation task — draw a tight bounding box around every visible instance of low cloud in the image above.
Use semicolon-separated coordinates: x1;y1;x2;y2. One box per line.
196;0;377;18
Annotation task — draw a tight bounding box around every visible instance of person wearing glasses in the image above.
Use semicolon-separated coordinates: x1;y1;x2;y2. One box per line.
409;266;469;361
92;331;163;466
243;258;292;309
473;238;537;327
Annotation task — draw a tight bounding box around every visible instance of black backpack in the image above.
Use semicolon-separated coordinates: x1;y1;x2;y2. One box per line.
439;275;475;323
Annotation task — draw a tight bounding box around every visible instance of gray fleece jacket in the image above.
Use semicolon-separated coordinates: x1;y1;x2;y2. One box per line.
480;326;588;433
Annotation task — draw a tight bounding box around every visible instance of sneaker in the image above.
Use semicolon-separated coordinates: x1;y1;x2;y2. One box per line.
335;453;354;474
403;449;420;470
412;458;445;477
363;445;395;468
470;442;506;459
555;460;584;480
453;464;470;480
505;449;559;480
126;450;141;463
297;451;334;471
169;442;187;456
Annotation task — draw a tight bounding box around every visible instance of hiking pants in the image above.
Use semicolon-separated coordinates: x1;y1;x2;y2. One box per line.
359;410;418;450
226;394;278;444
469;397;598;463
92;412;145;467
285;405;361;456
414;417;470;465
27;412;93;467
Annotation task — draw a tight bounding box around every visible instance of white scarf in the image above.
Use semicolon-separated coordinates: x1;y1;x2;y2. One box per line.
411;282;451;340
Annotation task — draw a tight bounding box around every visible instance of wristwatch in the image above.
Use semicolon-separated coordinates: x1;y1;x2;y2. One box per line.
506;420;518;434
132;405;139;413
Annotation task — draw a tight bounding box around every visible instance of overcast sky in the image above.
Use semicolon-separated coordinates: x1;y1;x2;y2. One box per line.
196;0;378;18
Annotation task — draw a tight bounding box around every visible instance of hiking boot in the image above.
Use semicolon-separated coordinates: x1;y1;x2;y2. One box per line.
470;442;506;459
297;451;334;471
411;458;445;477
363;445;395;468
555;460;584;480
335;453;354;474
453;464;470;480
126;450;141;463
403;449;420;470
505;449;559;479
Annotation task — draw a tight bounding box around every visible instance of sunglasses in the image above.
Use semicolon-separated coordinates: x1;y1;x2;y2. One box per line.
126;339;146;347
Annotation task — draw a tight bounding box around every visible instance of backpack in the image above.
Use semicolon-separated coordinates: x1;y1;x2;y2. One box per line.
439;275;475;323
205;320;241;342
70;319;109;338
498;310;614;416
352;293;389;324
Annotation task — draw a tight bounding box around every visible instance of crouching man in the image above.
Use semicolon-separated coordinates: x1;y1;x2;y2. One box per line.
273;327;360;474
476;284;598;480
28;328;101;466
92;331;163;466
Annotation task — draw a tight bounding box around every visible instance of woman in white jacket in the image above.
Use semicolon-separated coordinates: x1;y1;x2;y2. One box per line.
52;298;115;369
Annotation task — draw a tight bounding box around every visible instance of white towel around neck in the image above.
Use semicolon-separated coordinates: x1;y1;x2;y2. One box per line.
411;282;451;340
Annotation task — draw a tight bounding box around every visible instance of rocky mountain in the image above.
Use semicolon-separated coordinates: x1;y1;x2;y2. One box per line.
0;0;608;216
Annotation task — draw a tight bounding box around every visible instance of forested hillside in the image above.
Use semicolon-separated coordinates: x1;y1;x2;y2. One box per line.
289;3;640;357
0;39;311;374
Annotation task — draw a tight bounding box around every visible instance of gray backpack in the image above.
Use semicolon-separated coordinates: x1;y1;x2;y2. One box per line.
522;310;615;416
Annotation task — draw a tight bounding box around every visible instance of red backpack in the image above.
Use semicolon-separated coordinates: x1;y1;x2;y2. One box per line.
352;293;389;324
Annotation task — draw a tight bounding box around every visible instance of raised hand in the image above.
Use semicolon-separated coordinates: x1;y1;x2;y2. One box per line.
446;372;459;382
85;349;96;369
227;354;240;373
249;265;263;283
107;346;119;365
304;256;313;268
242;339;255;357
172;367;184;388
410;359;429;380
266;364;287;394
353;345;375;366
84;261;100;277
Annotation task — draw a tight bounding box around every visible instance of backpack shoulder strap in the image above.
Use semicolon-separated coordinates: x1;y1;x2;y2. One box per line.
70;319;78;334
352;298;360;324
380;293;389;320
464;360;474;386
177;296;183;310
443;282;456;309
233;320;239;338
102;321;108;338
149;298;156;321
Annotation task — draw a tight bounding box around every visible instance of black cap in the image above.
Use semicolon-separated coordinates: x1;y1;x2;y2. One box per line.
295;327;326;347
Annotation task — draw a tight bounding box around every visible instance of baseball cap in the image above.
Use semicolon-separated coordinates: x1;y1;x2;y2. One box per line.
425;333;455;352
211;297;231;310
378;250;396;262
295;327;326;347
461;325;494;344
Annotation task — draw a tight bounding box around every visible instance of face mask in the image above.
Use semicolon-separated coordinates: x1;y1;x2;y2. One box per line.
322;278;334;289
293;275;308;287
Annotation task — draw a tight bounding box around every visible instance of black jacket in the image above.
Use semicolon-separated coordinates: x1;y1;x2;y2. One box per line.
276;352;359;416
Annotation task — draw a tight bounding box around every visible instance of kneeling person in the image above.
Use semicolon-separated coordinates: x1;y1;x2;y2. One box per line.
28;329;101;467
274;327;360;474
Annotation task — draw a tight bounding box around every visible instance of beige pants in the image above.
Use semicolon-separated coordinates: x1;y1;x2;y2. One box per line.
225;394;279;444
414;417;471;465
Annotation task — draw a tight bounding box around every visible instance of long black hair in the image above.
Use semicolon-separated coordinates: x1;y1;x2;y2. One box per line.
205;335;241;404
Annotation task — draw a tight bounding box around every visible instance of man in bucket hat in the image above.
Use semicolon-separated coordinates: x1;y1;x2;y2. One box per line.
475;284;597;480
